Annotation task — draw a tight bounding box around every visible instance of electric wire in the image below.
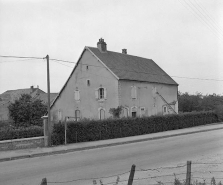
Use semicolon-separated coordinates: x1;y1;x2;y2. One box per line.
187;0;223;38
178;0;223;42
1;55;223;82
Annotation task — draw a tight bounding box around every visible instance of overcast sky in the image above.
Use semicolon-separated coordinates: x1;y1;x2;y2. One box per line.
0;0;223;95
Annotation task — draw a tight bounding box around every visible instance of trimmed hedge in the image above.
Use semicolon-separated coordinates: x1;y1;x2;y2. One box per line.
0;126;43;141
52;111;219;146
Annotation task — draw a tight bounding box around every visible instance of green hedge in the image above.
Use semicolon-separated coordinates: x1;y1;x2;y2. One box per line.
0;126;43;141
52;111;219;145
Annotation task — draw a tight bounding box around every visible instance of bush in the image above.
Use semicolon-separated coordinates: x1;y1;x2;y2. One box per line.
0;126;43;141
52;111;219;146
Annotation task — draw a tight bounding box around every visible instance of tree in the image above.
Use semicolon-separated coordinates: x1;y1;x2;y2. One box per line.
178;91;223;113
8;94;47;127
109;106;123;118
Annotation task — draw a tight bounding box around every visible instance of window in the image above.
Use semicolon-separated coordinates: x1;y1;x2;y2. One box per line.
99;108;105;120
75;110;80;121
86;66;89;70
123;107;129;117
132;112;136;118
99;88;104;99
74;89;80;101
131;86;137;99
131;106;137;117
95;87;107;100
87;80;90;86
163;106;168;115
140;107;146;117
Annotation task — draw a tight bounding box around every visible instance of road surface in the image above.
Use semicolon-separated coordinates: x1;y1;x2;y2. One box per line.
0;129;222;185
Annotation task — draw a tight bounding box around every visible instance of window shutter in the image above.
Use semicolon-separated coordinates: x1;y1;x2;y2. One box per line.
131;86;137;99
104;88;107;99
131;86;134;98
95;89;99;99
134;86;137;99
77;90;80;100
74;90;80;101
152;86;157;97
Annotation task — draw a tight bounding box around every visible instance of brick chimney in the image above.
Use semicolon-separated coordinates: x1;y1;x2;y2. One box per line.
30;85;34;92
97;38;107;53
122;49;127;54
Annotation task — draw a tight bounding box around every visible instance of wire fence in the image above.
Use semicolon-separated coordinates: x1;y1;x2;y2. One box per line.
39;160;223;185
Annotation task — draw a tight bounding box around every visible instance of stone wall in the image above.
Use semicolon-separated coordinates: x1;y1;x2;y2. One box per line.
0;136;45;151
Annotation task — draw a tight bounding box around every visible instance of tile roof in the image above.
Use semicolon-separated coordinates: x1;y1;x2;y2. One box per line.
88;47;178;85
34;93;58;104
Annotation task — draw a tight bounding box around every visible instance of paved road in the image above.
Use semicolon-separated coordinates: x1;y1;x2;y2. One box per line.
0;129;222;185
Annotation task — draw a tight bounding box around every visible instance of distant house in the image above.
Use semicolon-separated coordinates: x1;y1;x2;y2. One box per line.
0;86;57;121
51;38;178;122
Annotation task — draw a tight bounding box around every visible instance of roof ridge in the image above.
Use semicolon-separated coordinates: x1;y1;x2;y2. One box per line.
87;46;153;61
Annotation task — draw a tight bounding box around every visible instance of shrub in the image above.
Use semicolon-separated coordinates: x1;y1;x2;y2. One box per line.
52;111;219;145
0;126;43;141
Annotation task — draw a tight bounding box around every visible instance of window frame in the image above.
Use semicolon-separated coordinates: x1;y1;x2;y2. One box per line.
131;106;137;117
98;108;106;120
95;87;107;101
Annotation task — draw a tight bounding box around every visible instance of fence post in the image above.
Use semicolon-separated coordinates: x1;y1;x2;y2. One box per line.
186;161;191;185
42;116;49;147
40;178;47;185
127;164;136;185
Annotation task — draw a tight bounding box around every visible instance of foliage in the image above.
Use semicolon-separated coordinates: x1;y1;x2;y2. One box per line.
0;125;43;141
52;111;219;145
8;94;47;127
214;105;223;121
178;92;223;113
0;120;13;129
109;106;123;118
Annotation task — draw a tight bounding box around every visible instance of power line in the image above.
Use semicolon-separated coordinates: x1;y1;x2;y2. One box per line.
194;0;223;33
0;58;39;63
1;55;223;82
187;0;223;38
51;60;74;68
49;58;76;64
0;55;44;60
178;0;223;42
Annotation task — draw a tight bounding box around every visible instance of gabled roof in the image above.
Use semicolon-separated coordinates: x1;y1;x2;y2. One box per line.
0;87;46;103
87;47;178;85
51;45;178;109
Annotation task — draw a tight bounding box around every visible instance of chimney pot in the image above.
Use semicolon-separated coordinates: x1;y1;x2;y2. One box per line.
122;49;127;54
97;38;107;53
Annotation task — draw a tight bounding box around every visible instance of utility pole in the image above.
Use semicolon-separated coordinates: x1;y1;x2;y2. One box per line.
46;55;51;146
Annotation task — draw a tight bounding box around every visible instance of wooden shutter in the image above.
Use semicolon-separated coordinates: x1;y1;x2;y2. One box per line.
95;89;99;99
131;86;137;99
74;90;80;101
104;88;107;99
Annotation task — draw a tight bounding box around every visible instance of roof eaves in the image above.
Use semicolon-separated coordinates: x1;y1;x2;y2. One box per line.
86;47;119;80
50;48;86;109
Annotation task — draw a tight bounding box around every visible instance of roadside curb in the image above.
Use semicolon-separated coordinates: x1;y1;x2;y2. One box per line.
0;124;222;163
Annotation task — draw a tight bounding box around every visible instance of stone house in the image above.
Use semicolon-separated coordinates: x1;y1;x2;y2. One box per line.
51;38;178;122
0;86;57;121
